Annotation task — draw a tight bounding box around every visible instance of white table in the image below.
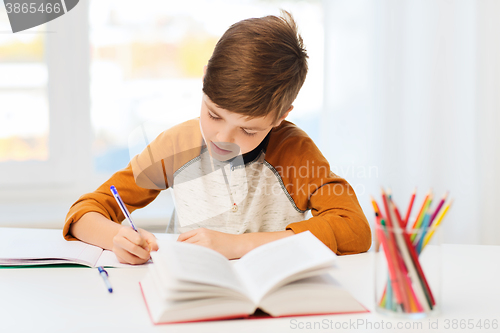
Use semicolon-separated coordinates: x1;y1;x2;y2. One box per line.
1;238;499;333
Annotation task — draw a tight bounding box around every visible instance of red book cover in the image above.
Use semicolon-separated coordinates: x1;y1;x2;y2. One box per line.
139;282;369;325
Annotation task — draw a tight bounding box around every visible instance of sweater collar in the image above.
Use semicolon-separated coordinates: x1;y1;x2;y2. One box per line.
224;130;271;168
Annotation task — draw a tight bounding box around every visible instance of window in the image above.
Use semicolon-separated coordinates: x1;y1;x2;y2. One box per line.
0;0;323;228
0;30;48;162
0;19;51;184
89;0;323;177
0;4;90;189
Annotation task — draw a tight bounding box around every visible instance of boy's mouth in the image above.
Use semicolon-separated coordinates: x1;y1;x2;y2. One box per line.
211;142;233;155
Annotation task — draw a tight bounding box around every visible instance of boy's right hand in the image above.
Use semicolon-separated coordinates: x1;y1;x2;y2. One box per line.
112;226;159;265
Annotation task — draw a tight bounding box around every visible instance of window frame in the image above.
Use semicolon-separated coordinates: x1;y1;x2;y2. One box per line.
0;2;91;194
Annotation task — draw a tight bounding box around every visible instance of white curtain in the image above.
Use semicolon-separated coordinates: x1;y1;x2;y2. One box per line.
321;0;500;245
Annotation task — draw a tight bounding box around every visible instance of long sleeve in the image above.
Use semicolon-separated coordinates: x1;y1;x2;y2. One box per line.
63;119;204;241
285;177;372;255
266;121;371;255
63;163;162;241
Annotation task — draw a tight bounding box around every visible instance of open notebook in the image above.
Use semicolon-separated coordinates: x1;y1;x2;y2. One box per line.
0;227;178;268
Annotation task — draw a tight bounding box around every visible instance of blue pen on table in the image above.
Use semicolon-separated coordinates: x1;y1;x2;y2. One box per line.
97;266;113;293
110;185;138;232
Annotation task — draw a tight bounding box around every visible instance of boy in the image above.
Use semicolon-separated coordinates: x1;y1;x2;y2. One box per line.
64;11;371;264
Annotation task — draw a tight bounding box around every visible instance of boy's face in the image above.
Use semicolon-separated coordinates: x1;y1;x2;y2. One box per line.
200;94;282;161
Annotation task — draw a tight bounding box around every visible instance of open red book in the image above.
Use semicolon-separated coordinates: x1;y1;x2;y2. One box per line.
139;231;368;324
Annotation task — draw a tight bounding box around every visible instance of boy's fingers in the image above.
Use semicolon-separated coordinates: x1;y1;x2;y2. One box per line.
139;229;159;251
127;243;150;260
177;229;198;242
120;226;142;243
180;234;199;244
114;236;150;260
122;228;148;249
147;238;159;251
114;247;148;265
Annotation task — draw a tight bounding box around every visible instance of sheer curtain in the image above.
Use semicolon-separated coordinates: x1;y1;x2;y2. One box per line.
321;0;500;245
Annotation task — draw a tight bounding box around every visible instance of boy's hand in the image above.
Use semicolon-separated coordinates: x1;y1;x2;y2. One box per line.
177;228;241;259
112;226;159;265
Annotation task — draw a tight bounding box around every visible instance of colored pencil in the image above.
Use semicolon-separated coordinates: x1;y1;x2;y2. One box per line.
373;189;452;314
410;194;433;242
375;218;405;309
380;189;414;312
385;279;392;309
404;188;417;228
371;196;382;252
427;192;448;227
385;195;433;310
412;213;430;248
423;199;453;248
376;204;409;310
416;215;430;254
370;195;381;215
410;190;431;231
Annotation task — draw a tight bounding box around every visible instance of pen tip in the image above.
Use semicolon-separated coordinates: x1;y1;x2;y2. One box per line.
109;288;113;293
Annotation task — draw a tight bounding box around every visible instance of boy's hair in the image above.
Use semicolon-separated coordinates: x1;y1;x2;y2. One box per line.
203;10;308;124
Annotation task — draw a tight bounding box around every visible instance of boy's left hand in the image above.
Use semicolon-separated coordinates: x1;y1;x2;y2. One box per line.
177;228;242;259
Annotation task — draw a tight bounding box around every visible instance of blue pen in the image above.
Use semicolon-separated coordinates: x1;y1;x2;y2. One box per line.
110;185;138;232
98;266;113;293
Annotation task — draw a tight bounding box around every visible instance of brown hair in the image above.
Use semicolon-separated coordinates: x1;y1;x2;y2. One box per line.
202;10;308;124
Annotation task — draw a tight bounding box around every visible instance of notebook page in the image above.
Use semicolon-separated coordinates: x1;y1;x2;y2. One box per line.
95;233;180;267
94;250;149;268
95;233;179;268
0;228;103;266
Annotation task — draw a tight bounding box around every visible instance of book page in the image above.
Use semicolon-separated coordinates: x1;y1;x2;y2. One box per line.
148;263;247;302
0;228;103;267
153;241;248;296
233;231;336;303
140;273;255;324
259;273;367;317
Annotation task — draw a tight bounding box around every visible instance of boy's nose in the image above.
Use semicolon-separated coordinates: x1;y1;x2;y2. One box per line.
216;129;234;143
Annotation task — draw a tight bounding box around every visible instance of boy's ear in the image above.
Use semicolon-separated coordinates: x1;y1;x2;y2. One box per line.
274;106;294;127
203;65;207;79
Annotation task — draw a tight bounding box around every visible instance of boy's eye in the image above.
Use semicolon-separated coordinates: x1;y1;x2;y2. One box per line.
208;112;221;121
241;128;257;136
208;110;257;136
